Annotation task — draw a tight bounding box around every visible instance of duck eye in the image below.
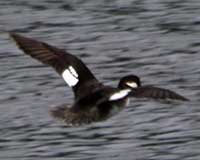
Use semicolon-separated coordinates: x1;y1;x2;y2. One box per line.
126;82;138;88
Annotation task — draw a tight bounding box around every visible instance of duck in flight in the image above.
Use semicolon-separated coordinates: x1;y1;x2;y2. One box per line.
10;33;189;126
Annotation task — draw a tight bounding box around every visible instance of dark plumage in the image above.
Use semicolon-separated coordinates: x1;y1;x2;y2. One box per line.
10;33;189;126
118;75;189;101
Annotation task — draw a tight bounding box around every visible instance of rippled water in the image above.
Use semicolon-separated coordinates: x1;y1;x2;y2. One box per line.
0;0;200;160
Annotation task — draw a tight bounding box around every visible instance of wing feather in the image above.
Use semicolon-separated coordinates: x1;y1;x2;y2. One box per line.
132;86;189;101
10;32;99;97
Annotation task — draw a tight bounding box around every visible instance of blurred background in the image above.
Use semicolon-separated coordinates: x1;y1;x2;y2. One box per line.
0;0;200;160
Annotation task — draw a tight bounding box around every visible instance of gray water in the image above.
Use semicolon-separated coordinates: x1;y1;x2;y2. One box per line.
0;0;200;160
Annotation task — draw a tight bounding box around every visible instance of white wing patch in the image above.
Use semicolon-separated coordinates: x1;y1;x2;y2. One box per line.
109;89;131;101
126;82;138;88
69;66;78;78
62;66;79;87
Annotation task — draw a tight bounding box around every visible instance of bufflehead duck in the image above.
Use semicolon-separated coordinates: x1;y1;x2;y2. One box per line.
10;33;189;126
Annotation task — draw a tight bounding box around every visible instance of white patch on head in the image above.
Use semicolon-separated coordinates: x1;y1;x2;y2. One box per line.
109;89;131;101
126;82;138;88
62;66;79;87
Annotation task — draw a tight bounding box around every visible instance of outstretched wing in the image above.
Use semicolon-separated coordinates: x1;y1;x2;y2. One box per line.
10;32;99;98
131;86;189;101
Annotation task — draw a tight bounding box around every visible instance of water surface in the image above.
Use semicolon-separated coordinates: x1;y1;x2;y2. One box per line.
0;0;200;160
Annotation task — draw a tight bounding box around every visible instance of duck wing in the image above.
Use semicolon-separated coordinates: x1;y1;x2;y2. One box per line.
131;86;189;101
10;32;99;98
